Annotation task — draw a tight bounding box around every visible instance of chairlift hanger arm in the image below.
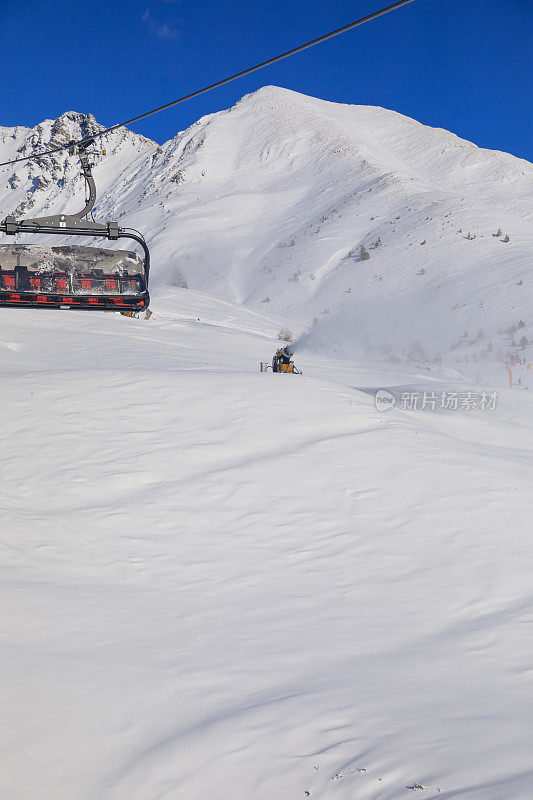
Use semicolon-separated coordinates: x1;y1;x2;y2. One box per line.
76;142;97;220
15;138;99;229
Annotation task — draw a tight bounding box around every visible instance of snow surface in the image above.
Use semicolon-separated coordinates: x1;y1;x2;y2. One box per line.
1;88;533;799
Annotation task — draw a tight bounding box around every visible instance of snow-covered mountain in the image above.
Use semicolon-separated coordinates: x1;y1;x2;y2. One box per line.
1;86;532;367
3;90;533;800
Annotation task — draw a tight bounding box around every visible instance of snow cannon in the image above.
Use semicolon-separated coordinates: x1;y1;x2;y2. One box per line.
267;346;303;374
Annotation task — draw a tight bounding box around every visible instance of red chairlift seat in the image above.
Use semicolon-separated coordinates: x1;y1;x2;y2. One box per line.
0;244;149;311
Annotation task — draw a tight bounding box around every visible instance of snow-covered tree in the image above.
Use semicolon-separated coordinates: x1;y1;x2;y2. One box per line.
278;326;293;342
357;244;370;261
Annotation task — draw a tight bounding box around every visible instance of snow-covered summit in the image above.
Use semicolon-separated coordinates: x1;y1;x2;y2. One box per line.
234;85;532;199
146;86;533;363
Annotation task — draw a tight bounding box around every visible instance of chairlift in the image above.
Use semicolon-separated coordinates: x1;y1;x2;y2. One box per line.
0;139;150;312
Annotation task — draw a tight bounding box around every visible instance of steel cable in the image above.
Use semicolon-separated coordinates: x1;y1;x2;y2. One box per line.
0;0;416;168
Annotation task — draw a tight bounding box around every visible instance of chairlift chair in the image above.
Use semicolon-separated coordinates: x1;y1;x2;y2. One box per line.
0;139;150;312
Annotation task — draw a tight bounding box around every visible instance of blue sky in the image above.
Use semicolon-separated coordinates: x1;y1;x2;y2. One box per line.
1;0;531;160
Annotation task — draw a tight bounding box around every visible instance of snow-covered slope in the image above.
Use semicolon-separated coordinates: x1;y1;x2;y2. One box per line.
2;298;533;800
1;86;532;365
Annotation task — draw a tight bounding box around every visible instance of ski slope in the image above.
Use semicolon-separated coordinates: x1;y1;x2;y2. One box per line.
2;294;533;800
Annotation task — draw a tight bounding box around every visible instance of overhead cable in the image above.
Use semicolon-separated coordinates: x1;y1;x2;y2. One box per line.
0;0;416;168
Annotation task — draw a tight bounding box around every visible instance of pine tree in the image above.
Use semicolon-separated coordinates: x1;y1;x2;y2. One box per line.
358;244;370;261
